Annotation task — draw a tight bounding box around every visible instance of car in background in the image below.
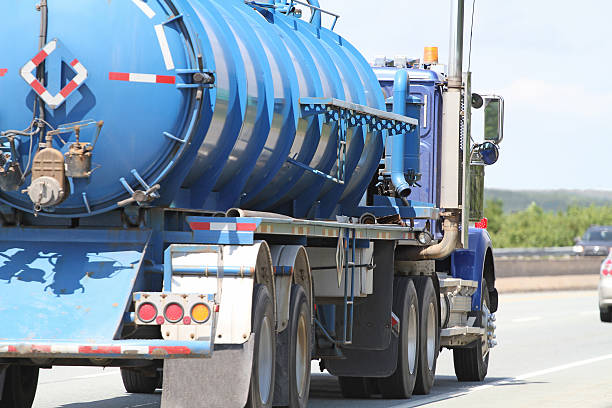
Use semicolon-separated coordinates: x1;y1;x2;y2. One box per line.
599;252;612;322
573;226;612;256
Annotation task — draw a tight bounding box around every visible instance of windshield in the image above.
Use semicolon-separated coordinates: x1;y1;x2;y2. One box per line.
584;229;612;242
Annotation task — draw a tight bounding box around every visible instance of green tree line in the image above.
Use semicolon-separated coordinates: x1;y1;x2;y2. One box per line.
484;200;612;248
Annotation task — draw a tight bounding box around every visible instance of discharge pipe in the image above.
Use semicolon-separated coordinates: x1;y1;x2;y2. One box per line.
389;69;411;198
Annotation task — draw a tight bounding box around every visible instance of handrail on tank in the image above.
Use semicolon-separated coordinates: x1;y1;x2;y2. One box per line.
245;0;339;30
290;0;340;30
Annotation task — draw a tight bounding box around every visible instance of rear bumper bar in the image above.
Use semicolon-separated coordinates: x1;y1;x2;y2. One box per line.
0;339;211;360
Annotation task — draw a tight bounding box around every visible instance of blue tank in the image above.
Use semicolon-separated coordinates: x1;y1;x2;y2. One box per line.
0;0;384;218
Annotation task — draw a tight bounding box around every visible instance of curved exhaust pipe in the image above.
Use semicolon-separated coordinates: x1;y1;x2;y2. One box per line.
399;214;460;260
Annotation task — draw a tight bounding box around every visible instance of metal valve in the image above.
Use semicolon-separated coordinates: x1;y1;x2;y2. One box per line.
117;184;161;207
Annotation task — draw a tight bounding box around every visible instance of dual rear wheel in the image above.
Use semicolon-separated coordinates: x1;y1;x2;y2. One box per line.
248;283;311;408
338;276;439;399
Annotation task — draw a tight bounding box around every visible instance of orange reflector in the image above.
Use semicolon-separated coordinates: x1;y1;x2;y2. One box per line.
191;303;211;323
424;47;439;65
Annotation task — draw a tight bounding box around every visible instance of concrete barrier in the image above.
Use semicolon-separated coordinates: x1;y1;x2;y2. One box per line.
495;256;604;278
494;256;604;293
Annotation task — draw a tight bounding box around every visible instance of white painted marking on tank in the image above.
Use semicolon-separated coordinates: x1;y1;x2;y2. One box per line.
154;24;175;71
399;353;612;406
131;0;156;19
129;73;157;83
511;316;542;323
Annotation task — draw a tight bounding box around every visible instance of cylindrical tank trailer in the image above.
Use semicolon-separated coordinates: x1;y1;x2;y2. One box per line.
0;0;388;218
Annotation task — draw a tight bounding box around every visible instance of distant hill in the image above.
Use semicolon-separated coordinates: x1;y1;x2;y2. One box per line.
484;189;612;213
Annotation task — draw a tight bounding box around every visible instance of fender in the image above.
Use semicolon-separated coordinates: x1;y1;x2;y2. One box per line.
450;227;496;312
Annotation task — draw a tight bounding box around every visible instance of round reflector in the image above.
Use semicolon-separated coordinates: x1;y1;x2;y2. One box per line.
137;302;157;323
164;303;184;323
191;303;211;323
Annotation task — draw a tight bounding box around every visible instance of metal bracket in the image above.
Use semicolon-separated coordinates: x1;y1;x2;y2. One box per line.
175;68;215;90
294;97;418;185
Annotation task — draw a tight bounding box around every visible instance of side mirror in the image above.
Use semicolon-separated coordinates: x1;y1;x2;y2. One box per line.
574;236;581;244
483;96;504;144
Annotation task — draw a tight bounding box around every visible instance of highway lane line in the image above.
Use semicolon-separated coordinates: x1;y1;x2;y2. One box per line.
406;353;612;406
580;310;599;315
511;316;542;323
502;291;596;303
39;371;117;385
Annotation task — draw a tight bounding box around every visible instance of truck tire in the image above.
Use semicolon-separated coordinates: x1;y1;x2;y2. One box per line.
247;284;276;408
378;277;419;399
120;368;159;394
0;365;39;408
338;376;378;398
600;307;612;322
413;277;439;395
274;284;312;407
453;278;491;381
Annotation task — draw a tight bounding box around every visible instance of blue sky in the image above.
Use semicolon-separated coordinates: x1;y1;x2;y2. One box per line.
328;0;612;190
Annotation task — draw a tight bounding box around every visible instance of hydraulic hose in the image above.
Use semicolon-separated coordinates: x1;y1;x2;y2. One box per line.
37;0;48;124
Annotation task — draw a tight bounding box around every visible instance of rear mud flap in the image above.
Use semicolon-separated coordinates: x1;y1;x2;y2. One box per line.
0;231;150;342
162;337;254;408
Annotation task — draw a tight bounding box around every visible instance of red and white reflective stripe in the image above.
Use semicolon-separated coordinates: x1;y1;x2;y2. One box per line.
109;72;176;85
0;69;7;77
0;343;193;356
189;221;258;232
20;40;88;109
391;312;400;335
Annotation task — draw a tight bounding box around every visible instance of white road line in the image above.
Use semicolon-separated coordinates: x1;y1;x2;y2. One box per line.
580;310;599;316
154;24;175;71
131;0;156;19
407;353;612;406
511;316;542;323
39;371;117;385
515;353;612;381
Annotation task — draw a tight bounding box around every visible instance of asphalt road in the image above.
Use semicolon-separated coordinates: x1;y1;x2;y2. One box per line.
32;290;612;408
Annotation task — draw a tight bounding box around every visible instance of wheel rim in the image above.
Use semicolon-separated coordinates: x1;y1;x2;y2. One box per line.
426;302;436;370
407;303;417;374
258;316;273;404
295;312;308;397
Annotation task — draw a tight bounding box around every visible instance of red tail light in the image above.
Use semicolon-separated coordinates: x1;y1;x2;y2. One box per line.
475;218;488;229
137;303;157;323
601;259;612;276
164;303;184;323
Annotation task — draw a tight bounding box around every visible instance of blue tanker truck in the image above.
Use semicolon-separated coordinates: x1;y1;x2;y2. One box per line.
0;0;504;406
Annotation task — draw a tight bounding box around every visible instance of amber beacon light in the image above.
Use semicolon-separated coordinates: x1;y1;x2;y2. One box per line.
424;46;439;64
